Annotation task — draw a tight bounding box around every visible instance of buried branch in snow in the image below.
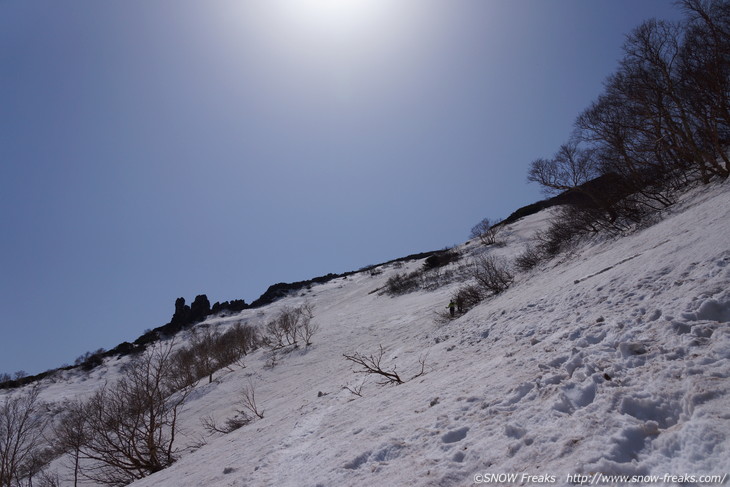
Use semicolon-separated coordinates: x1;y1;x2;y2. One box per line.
343;345;428;386
200;379;263;436
344;345;403;385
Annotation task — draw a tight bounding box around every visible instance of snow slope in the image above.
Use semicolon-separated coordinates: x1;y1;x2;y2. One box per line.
8;181;730;486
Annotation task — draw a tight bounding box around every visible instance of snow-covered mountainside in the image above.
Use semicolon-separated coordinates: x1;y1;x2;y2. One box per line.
9;181;730;486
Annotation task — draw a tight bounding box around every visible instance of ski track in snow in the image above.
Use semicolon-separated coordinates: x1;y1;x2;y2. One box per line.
4;181;730;486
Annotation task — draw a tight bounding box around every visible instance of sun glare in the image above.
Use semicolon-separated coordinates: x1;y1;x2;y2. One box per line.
284;0;387;33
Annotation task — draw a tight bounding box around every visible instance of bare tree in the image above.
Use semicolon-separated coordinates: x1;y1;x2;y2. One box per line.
577;13;729;185
276;307;299;347
223;323;258;365
170;345;200;389
264;304;318;350
470;218;503;246
263;318;287;350
58;341;193;486
188;327;219;384
528;140;600;195
54;401;88;487
0;385;48;487
295;304;319;347
472;255;513;295
523;1;730;256
679;0;730;177
240;380;264;420
172;323;259;387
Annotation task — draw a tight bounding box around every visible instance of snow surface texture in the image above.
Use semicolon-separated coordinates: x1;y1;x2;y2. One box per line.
6;182;730;486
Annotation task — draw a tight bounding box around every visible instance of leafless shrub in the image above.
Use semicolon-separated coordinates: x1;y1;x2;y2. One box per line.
422;265;464;292
240;381;264;420
383;271;421;296
420;267;442;291
423;249;461;270
263;320;286;350
343;377;369;398
384;250;466;297
512;205;603;271
188;327;219;384
527;206;592;264
200;413;251;435
222;323;259;365
209;336;242;373
264;304;317;350
207;324;256;373
343;346;430;386
224;415;251;432
412;354;428;380
56;341;193;486
172;323;259;385
514;245;543;272
343;345;403;385
54;400;88;487
452;284;485;313
0;385;49;487
384;266;458;296
200;415;222;435
186;435;208;454
368;267;382;276
297;316;320;347
470;218;504;246
170;346;200;389
473;255;514;295
276;308;299;347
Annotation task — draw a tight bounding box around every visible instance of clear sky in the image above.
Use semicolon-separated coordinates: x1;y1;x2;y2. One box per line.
0;0;685;376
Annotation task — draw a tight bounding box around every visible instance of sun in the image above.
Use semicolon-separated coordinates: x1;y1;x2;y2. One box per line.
283;0;388;33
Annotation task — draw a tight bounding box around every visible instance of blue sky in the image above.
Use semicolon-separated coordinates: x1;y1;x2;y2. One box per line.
0;0;684;375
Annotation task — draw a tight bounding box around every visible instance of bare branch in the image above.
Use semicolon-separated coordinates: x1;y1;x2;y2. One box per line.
56;340;194;486
240;380;264;420
470;218;504;246
343;377;369;398
200;414;250;435
411;354;428;380
0;385;48;487
343;345;403;385
473;255;514;295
